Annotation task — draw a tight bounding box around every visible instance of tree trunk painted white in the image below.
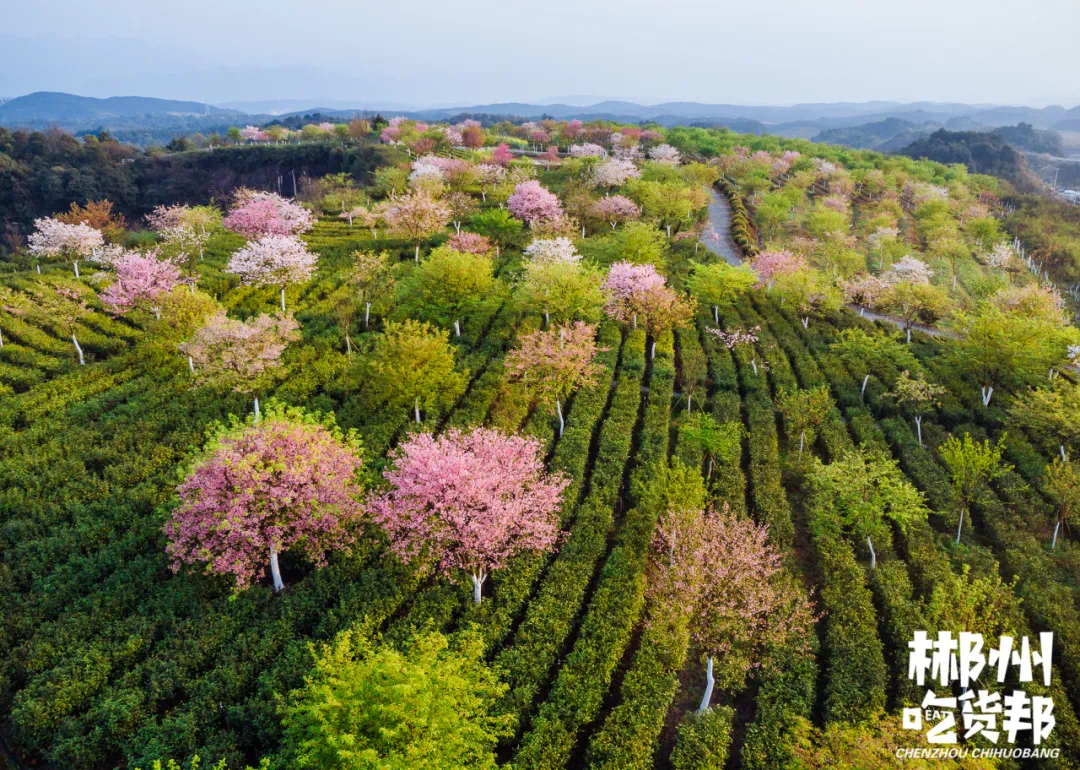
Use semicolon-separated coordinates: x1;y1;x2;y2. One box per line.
801;316;809;329
270;547;285;593
955;508;965;544
280;287;286;313
72;333;85;365
544;311;550;328
799;430;805;454
496;245;500;258
415;243;420;262
906;327;912;344
414;397;421;425
365;302;372;328
154;307;161;320
454;320;461;337
73;260;80;278
915;415;923;447
860;307;865;318
610;221;617;230
581;225;586;238
254;398;261;424
651;339;656;359
556;398;564;437
481;190;487;202
455;221;462;234
471;570;486;604
632;313;637;329
867;535;876;570
345;333;352;356
1052;520;1061;550
1061;445;1068;463
189;282;195;295
666;224;672;237
713;305;719;324
36;264;41;274
687;392;692;413
698;656;715;713
751;358;758;375
861;374;869;399
188;356;195;374
981;386;994;406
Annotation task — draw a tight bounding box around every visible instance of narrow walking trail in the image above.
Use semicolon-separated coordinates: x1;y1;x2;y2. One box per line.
703;189;744;267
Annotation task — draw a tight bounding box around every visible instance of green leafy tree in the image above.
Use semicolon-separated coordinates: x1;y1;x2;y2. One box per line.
361;320;467;423
330;250;396;355
830;328;920;396
396;246;496;337
880;282;951;342
949;304;1080;405
586;221;670;268
754;192;791;242
373;166;410;198
777;385;834;457
939;433;1012;544
514;260;605;325
282;630;512;770
808;448;928;564
630;181;708;237
891;370;946;446
468;208;523;254
686;261;756;324
1045;458;1080;550
678;413;744;479
1009;380;1080;461
774;269;842;328
803;208;849;239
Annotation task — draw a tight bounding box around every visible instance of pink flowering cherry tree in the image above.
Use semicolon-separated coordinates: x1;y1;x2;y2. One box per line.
708;325;763;374
603;261;694;358
592;158;640;189
602;261;666;329
650;503;815;711
180;311;300;417
507;181;564;227
28;217;104;277
166;402;364;593
369;427;568;603
590;195;640;230
227;234;317;312
381;190;452;261
100;250;182;319
492;143;514;167
447;231;493;255
506;322;603;436
222;192;314;239
747;249;807;289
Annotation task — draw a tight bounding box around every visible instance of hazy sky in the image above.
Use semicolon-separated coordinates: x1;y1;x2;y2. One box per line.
5;0;1079;106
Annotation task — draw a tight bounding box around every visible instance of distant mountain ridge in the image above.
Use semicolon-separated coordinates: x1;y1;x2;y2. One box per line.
0;92;237;122
3;92;1080;148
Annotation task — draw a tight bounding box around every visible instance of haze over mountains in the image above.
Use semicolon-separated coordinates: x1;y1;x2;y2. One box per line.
3;91;1080;140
